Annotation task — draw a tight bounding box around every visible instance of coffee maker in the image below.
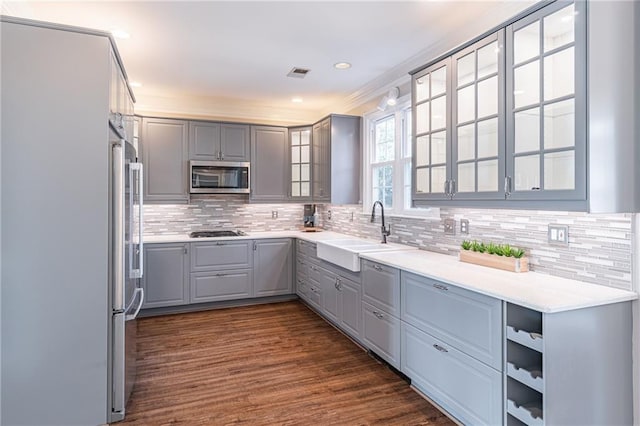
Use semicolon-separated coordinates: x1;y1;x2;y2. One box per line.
303;204;317;228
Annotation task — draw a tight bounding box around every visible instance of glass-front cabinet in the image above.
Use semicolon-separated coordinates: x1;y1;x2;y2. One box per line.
289;127;312;200
506;1;586;201
411;0;586;209
413;59;451;201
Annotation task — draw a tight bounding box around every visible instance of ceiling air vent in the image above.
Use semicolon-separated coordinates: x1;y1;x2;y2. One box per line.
287;67;310;79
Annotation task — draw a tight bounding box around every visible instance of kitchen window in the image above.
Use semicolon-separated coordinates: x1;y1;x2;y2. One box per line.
363;97;439;218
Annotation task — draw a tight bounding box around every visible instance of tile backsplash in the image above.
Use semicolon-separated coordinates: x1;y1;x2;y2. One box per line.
317;205;635;291
143;198;635;291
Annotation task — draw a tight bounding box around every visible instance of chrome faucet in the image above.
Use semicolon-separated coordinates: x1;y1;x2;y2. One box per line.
370;200;391;243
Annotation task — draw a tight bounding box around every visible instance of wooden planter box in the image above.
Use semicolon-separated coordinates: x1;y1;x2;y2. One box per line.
459;250;529;273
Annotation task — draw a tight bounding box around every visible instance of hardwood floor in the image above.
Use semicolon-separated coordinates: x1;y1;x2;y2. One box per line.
121;301;454;425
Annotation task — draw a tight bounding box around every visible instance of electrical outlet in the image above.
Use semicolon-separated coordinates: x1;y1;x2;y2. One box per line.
460;219;469;234
444;218;456;235
271;210;278;219
548;224;569;245
327;210;332;220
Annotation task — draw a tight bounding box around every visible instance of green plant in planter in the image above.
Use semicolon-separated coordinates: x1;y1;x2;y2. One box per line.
511;248;526;259
502;244;513;257
461;240;472;250
486;242;499;255
461;239;527;259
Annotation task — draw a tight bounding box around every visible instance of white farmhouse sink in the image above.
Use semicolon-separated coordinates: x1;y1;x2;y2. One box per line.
316;238;411;272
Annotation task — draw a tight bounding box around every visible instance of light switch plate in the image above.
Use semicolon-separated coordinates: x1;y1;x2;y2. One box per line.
548;224;569;245
444;218;456;235
271;210;278;219
460;219;469;234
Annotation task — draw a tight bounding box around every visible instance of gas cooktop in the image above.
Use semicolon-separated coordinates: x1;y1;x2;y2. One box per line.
189;230;247;238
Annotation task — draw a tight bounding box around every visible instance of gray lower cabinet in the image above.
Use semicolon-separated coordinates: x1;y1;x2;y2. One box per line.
338;277;361;339
142;117;189;203
401;271;502;370
361;260;401;317
401;322;502;425
250;125;289;202
142;243;189;308
190;269;253;303
319;266;340;323
254;239;293;297
191;240;252;271
362;301;401;368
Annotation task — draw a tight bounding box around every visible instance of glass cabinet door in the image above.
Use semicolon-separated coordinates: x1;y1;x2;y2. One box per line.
289;127;312;200
412;58;452;201
506;0;586;201
451;30;506;200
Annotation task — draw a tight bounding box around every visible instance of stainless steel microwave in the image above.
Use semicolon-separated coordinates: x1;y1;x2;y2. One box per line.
189;161;250;194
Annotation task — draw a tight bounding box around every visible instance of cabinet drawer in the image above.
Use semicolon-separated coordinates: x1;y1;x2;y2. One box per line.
362;302;400;369
306;281;322;310
401;271;502;370
362;260;400;317
296;239;316;257
190;269;252;303
401;322;502;426
191;240;252;271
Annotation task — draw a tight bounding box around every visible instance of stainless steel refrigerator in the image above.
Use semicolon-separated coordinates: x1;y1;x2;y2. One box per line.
109;121;144;422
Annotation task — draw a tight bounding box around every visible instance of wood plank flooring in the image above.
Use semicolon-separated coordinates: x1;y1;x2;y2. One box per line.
120;301;454;425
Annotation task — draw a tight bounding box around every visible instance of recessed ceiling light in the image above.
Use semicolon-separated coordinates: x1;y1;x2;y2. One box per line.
129;81;142;88
291;97;303;103
111;28;130;39
334;62;352;70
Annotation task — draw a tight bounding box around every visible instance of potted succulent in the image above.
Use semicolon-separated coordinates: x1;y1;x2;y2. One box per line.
459;240;529;273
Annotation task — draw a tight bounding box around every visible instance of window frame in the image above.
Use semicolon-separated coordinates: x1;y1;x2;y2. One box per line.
363;95;439;219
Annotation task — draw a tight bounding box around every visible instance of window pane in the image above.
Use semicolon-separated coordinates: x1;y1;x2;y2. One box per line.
416;102;430;134
514;107;540;153
514;155;540;191
545;151;574;190
477;76;498;118
300;164;310;181
375;116;395;162
416;168;429;193
431;95;446;130
544;47;574;101
416;135;429;167
431;166;447;193
431;131;447;164
544;4;575;53
292;182;300;197
291;131;300;146
384;187;393;208
431;66;447;96
458;162;475;193
477;118;498;158
514;61;540;108
300;182;310;196
457;52;475;87
544;99;574;149
300;145;310;163
457;124;475;161
291;164;300;182
372;165;393;205
478;160;498;191
415;75;430;102
477;41;499;79
291;146;300;163
514;21;540;64
457;85;475;124
300;130;310;145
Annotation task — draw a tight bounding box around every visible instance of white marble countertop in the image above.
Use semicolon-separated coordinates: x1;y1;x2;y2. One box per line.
144;230;637;313
360;250;637;313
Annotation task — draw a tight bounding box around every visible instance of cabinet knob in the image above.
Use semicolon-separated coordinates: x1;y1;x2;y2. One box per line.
372;311;384;319
183;246;188;255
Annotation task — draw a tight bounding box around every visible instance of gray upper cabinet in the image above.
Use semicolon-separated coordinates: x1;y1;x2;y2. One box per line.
505;1;586;203
311;115;361;204
142;117;189;203
250;125;289;202
189;122;250;161
410;0;606;211
253;239;293;297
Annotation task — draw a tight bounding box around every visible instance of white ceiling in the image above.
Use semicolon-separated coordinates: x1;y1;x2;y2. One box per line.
3;1;535;125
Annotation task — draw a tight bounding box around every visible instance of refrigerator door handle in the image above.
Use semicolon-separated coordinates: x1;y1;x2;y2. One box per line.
129;162;144;279
125;288;144;321
112;141;125;311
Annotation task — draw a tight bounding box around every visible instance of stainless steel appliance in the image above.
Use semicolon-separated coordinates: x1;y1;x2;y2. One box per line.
190;160;250;194
110;121;144;422
303;204;317;228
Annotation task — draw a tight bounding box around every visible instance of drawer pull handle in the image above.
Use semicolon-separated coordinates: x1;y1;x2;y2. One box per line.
215;273;227;277
372;311;384;319
215;242;226;246
433;344;448;353
372;264;383;271
433;283;449;291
